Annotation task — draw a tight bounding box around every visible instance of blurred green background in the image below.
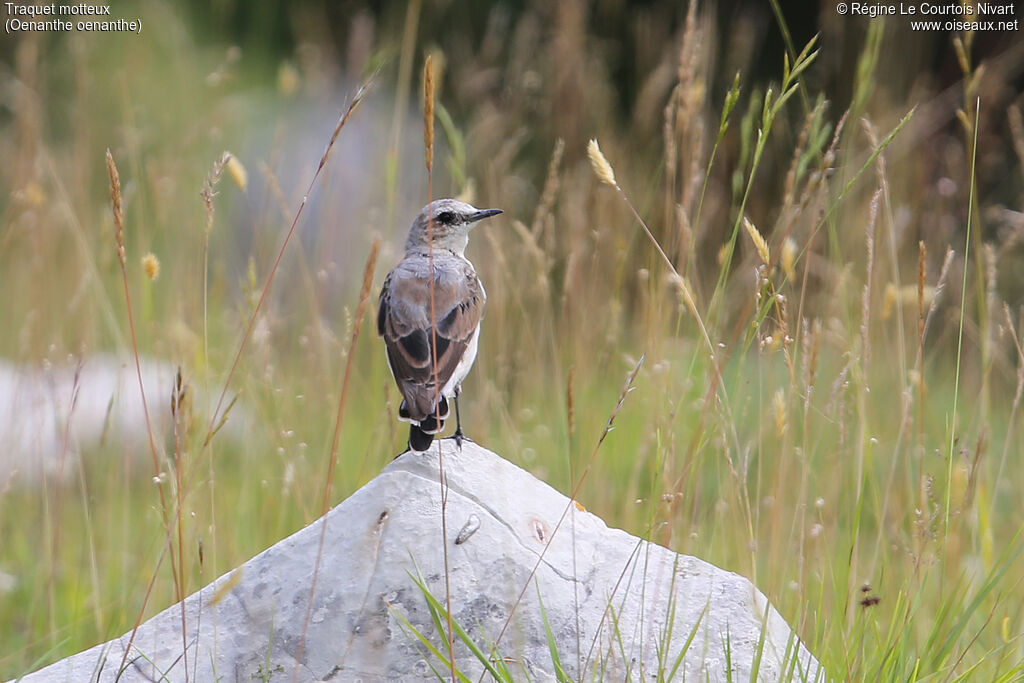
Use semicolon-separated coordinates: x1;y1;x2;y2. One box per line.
2;0;1023;679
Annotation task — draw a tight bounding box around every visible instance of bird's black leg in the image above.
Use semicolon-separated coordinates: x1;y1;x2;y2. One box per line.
448;387;475;448
452;392;464;448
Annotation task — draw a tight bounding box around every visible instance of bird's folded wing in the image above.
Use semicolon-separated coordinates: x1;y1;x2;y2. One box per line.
377;261;484;420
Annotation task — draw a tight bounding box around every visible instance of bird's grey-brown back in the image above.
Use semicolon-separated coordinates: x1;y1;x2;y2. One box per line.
403;198;503;255
380;253;483;334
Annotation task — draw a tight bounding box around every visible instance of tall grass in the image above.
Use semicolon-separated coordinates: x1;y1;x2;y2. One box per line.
1;2;1023;680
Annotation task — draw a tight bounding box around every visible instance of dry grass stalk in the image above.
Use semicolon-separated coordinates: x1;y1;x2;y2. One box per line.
915;241;927;445
922;247;955;341
201;152;231;369
320;75;375;174
860;190;881;369
511;219;547;267
800;317;812;391
861;119;890;202
981;243;998;419
169;366;192;682
420;51;456;683
917;241;926;334
531;137;564;239
566;364;576;445
108;148;186;674
560;238;582;311
201;152;230;233
676;203;693;275
802;317;821;418
823;110;849;175
674;0;699;122
827;361;852;419
775;286;792;359
674;0;706;213
663;85;679;219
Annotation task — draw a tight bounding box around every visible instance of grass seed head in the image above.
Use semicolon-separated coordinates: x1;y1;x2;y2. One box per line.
105;149;126;267
142;252;160;281
781;237;797;281
225;154;247;191
587;139;617;187
773;388;787;438
423;55;435;173
743;216;770;265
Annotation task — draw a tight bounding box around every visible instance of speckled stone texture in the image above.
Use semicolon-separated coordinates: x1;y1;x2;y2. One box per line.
14;441;824;682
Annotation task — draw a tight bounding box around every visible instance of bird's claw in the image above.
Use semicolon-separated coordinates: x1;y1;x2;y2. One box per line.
450;430;472;449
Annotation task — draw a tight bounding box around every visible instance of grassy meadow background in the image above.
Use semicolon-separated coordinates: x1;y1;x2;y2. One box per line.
2;0;1024;678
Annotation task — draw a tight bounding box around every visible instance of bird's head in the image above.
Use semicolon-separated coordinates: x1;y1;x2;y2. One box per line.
405;198;502;255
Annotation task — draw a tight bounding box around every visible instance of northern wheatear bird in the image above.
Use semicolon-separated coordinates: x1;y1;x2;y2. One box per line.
378;199;502;453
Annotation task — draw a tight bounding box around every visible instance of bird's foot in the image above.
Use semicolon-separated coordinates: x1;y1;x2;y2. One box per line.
448;429;473;449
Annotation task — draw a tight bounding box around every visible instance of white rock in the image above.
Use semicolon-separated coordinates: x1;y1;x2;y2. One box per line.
12;441;824;682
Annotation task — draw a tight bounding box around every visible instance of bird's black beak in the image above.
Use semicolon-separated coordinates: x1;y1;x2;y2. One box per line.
469;208;503;223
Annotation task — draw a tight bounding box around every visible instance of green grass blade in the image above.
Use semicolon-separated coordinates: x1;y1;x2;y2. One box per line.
536;584;572;682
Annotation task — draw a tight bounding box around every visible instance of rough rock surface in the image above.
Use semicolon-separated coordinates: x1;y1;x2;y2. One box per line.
15;441;824;682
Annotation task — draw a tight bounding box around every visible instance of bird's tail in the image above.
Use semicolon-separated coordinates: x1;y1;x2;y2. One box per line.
406;399;449;453
408;422;437;453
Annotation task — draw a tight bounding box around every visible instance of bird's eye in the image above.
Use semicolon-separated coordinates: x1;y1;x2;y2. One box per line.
436;211;455;225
